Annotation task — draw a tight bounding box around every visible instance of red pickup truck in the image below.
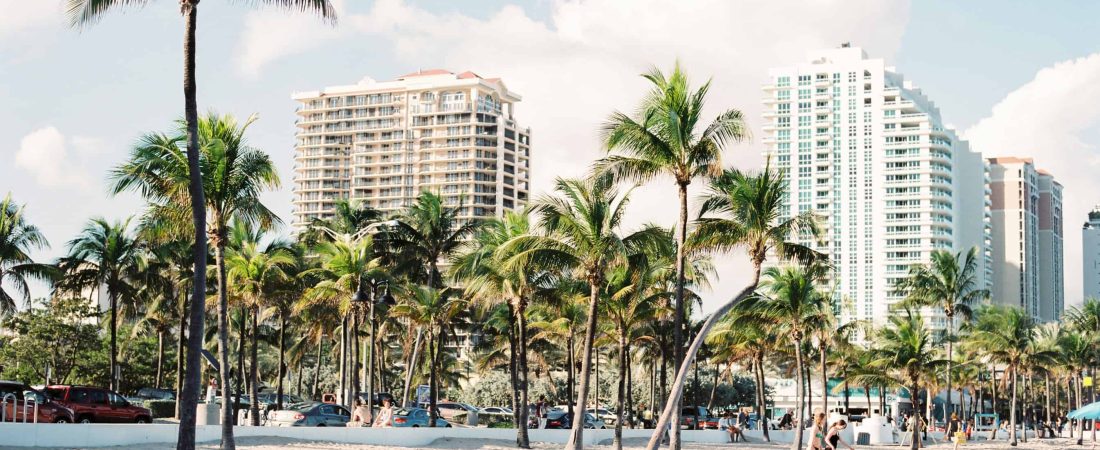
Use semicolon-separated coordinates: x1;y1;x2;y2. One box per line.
45;385;152;424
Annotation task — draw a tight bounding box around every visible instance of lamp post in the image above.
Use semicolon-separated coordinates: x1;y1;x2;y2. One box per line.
354;280;394;424
344;219;397;410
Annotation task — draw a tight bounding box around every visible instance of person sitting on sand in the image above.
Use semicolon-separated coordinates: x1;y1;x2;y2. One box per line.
372;398;394;428
351;398;371;427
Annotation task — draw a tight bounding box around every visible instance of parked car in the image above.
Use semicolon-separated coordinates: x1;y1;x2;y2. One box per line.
257;393;304;411
45;385;152;424
0;380;75;423
679;406;711;430
586;407;616;425
479;406;512;415
134;387;175;401
392;407;451;427
436;401;478;422
538;410;603;429
267;402;350;427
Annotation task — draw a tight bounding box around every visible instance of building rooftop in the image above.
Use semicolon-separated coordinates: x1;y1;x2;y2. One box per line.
987;156;1034;164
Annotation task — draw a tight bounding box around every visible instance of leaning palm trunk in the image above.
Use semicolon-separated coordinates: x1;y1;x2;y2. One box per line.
214;242;236;449
644;270;761;450
401;327;422;407
565;279;602;450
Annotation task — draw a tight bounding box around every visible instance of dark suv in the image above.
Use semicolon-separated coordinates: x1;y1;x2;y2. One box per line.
0;380;75;423
45;385;152;424
679;406;711;430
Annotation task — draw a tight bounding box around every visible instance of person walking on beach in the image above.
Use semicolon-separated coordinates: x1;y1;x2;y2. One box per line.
946;413;964;450
825;419;854;450
808;412;828;450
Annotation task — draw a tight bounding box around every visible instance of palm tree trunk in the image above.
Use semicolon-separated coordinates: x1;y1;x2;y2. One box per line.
626;344;634;429
614;331;627;450
174;5;208;449
806;360;813;418
669;181;689;450
1076;372;1085;445
864;385;872;416
910;383;921;450
110;291;118;392
706;363;721;412
644;267;762;450
248;307;260;426
791;338;806;450
235;307;245;413
427;326;438;428
506;310;521;440
946;318;954;418
565;279;602;450
756;355;771;441
1010;368;1018;446
567;332;575;418
820;344;828;415
350;311;360;406
517;302;531;447
175;296;188;419
311;338;323;400
990;365;999;440
843;380;850;416
401;327;422;407
156;329;166;389
276;314;286;411
214;242;236;449
338;315;346;406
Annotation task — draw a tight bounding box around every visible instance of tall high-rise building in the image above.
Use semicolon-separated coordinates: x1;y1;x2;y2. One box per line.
1036;170;1064;321
761;45;991;333
1083;207;1100;301
987;158;1063;321
291;69;531;230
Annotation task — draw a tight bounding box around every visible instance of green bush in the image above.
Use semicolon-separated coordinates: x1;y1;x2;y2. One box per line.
144;399;176;418
480;413;514;428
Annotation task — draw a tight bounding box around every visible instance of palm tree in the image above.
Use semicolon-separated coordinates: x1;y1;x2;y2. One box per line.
644;163;822;450
383;191;479;406
267;244;310;410
111;113;281;447
596;62;748;449
69;2;333;448
852;310;943;450
1057;327;1093;444
57;217;142;392
504;176;667;450
452;209;546;447
742;265;829;450
390;285;467;428
224;222;294;425
0;194;53;319
968;305;1045;446
1066;298;1100;443
601;260;655;449
300;199;383;246
894;248;988;417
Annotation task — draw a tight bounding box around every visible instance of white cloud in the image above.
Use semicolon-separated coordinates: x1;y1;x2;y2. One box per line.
234;0;347;78
965;52;1100;308
14;126;95;189
236;0;912;312
0;0;62;41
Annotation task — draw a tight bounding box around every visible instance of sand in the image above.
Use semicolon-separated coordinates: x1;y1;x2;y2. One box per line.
5;435;1098;450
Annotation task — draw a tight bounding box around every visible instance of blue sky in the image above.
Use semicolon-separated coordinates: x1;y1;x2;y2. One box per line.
2;0;1099;312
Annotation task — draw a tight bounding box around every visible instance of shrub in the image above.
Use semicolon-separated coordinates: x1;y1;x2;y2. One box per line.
144;399;176;418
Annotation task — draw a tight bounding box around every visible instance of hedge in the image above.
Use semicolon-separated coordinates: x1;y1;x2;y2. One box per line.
143;399;176;418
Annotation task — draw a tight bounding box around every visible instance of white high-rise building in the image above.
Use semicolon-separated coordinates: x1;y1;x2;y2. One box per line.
1083;208;1100;301
761;45;991;333
987;158;1063;322
291;69;531;230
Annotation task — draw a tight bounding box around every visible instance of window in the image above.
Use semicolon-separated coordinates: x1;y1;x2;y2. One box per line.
777;76;790;87
798;75;811;86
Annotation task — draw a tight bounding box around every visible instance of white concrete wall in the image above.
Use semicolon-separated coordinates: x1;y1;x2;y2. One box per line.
0;424;732;448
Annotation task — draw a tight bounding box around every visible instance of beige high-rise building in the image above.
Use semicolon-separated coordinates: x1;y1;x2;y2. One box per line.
291;69;531;230
987;157;1063;321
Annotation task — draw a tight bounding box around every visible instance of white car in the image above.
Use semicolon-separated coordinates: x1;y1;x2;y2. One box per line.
586;407;618;425
479;406;513;415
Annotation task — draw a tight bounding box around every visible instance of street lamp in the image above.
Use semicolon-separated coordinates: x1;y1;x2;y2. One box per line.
355;279;395;423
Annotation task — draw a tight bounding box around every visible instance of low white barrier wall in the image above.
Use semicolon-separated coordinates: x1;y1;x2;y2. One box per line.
0;423;731;448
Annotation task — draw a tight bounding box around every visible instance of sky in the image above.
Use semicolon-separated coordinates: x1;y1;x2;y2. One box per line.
2;0;1100;315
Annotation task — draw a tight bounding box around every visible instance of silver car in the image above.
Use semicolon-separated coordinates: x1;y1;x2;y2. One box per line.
267;402;350;427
